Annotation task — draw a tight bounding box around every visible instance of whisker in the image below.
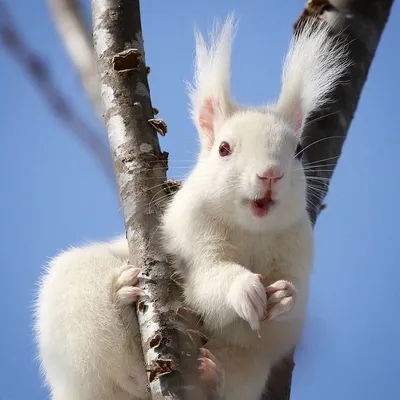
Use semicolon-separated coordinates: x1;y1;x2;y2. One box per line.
293;165;338;173
306;190;326;201
292;179;329;194
307;182;328;191
305;176;331;180
125;167;190;172
129;159;195;164
302;155;340;166
145;193;175;214
147;185;177;208
302;109;340;128
305;179;331;186
126;173;187;180
303;169;337;173
294;178;330;193
306;182;330;190
302;163;340;169
305;193;320;209
294;135;346;159
309;188;328;197
141;182;175;194
307;187;328;196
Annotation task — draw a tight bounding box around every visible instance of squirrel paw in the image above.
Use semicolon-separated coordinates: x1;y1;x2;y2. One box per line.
227;272;267;331
199;348;225;397
263;280;296;321
114;264;144;306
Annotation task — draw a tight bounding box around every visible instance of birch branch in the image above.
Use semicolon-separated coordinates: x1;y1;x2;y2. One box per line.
263;0;394;399
92;1;209;398
48;0;104;120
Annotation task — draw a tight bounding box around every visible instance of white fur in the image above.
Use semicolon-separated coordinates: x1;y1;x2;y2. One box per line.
277;20;350;130
34;239;149;400
35;14;348;400
188;13;237;152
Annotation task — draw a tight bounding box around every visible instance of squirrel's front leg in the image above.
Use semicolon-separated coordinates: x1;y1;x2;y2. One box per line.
185;261;267;331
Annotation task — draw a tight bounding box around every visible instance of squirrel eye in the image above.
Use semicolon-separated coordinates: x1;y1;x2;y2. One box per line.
295;143;303;160
219;141;231;157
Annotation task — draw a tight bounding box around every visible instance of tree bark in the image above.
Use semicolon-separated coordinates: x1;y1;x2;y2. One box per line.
92;1;208;399
263;1;394;399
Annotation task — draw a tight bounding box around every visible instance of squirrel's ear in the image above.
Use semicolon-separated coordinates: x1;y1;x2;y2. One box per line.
188;14;237;151
275;21;350;134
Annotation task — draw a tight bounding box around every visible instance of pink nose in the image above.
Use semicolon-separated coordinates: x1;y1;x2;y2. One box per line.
257;168;284;182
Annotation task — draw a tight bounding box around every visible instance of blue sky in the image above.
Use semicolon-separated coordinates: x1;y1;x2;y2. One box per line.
1;1;399;399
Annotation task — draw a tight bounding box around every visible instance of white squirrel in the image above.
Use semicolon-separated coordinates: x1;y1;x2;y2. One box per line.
35;14;348;400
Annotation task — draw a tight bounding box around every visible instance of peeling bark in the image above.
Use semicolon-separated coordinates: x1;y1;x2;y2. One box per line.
92;1;209;399
263;1;394;399
148;118;168;136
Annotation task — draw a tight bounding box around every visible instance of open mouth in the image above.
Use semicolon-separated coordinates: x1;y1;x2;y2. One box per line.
247;190;276;218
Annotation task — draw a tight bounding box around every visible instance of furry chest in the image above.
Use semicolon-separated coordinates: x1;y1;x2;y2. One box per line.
228;234;279;279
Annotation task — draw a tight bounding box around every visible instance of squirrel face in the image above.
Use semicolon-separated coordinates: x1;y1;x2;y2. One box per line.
196;110;307;232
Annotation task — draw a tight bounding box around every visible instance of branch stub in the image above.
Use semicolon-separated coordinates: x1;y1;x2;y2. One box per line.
112;48;143;72
148;118;168;136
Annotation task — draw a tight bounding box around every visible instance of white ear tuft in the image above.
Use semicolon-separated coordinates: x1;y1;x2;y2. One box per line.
188;13;237;150
276;20;351;133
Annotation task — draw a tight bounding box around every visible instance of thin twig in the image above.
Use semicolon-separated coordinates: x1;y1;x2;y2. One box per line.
48;0;104;119
0;2;114;184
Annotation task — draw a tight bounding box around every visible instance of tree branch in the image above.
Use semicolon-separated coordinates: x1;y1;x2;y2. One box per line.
0;1;114;184
48;0;104;120
263;1;394;399
92;1;208;398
